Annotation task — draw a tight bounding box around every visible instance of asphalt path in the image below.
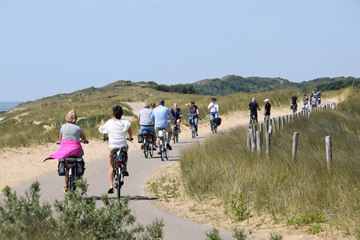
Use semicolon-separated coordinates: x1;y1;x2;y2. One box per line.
6;131;254;240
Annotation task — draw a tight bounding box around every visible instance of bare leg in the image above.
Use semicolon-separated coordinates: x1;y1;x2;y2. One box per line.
109;155;115;188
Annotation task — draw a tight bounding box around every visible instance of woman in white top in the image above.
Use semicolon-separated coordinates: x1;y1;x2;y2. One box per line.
99;105;133;194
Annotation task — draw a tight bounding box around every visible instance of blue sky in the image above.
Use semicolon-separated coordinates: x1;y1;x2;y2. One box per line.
1;0;359;101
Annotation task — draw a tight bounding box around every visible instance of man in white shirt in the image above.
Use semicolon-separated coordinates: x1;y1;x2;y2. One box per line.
207;97;219;130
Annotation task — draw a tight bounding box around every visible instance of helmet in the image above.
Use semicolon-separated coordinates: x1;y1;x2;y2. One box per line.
191;101;195;104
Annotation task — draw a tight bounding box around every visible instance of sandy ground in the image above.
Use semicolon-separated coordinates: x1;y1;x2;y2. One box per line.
0;99;338;193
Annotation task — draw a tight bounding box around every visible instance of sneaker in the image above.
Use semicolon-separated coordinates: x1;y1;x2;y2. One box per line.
152;145;157;150
108;188;114;194
123;171;129;177
167;143;172;151
196;132;198;136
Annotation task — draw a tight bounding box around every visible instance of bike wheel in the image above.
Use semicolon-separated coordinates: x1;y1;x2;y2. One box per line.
165;148;169;160
150;144;154;157
173;134;176;144
192;130;195;138
144;146;148;158
176;135;178;143
116;176;121;200
67;174;73;191
214;126;217;133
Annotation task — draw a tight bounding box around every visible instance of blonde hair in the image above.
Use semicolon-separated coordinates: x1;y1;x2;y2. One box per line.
65;110;77;123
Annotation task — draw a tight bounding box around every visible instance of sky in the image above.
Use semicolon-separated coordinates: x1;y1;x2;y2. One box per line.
1;0;360;101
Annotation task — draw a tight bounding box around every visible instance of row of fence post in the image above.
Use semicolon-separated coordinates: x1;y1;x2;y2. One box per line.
247;101;338;168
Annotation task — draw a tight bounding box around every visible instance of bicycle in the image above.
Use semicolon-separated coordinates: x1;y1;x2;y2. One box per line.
172;117;181;143
158;129;169;161
291;104;298;113
139;131;155;158
187;113;196;138
209;112;219;134
250;114;257;125
57;140;88;191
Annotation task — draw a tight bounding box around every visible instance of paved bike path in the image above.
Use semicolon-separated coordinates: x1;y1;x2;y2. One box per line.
7;132;256;240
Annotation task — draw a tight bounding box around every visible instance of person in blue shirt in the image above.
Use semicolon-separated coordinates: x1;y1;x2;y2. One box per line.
317;91;322;104
150;99;174;151
207;97;219;130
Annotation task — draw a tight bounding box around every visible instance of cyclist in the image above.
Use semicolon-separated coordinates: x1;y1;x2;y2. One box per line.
291;93;298;112
150;99;174;153
311;93;318;108
44;110;88;192
207;97;219;130
138;102;156;150
302;94;309;110
263;99;271;120
317;91;322;104
185;101;200;136
248;98;261;124
170;103;182;133
99;105;133;194
150;102;156;110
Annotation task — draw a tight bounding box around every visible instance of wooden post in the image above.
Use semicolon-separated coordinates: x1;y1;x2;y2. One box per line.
277;117;280;130
268;125;272;135
325;136;332;169
251;128;256;152
327;104;330;109
281;116;285;128
308;112;311;118
298;112;301;118
286;115;289;123
265;119;269;133
292;132;299;161
337;103;340;110
266;132;270;156
272;117;276;134
260;123;264;148
289;114;292;123
247;126;252;150
252;124;257;143
332;103;335;110
256;131;261;153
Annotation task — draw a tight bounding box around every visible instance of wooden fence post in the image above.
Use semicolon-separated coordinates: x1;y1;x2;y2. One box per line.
266;132;270;156
272;117;276;133
325;136;332;169
268;125;272;135
251;127;256;152
292;132;299;161
281;116;285;128
337;103;340;110
286;115;289;123
247;126;252;150
260;123;264;148
277;117;280;130
252;124;257;143
256;131;261;153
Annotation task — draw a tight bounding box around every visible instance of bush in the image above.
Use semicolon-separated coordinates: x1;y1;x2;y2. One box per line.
0;180;164;240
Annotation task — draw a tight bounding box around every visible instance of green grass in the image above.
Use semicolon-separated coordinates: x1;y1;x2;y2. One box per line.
180;92;360;235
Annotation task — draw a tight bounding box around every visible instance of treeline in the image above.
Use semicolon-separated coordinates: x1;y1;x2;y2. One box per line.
148;84;196;94
312;77;360;92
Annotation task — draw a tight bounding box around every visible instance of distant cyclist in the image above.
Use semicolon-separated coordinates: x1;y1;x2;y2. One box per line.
138;102;156;150
248;98;260;124
291;93;298;112
170;103;182;133
186;101;200;136
263;99;271;120
311;94;318;108
302;94;309;110
207;97;219;130
150;99;174;153
99;105;133;194
317;91;322;104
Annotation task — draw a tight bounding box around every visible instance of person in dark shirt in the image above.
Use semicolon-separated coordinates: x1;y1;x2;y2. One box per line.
291;93;298;112
263;99;271;120
248;98;261;124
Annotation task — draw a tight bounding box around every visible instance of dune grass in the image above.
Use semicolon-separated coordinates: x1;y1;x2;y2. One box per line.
180;92;360;236
0;84;353;149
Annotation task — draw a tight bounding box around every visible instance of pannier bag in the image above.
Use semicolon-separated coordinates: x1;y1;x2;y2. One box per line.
115;149;127;163
138;134;144;143
146;134;154;143
58;159;66;176
76;158;85;176
215;117;222;126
